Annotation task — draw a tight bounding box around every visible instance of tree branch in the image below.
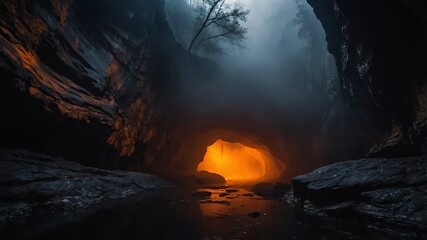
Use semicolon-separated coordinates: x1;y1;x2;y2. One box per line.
188;0;223;52
200;30;235;42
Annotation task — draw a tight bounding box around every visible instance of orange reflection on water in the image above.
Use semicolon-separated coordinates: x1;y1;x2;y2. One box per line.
198;188;270;218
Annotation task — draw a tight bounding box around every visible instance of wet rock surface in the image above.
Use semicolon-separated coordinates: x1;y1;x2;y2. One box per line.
195;171;227;186
247;211;261;218
225;189;238;193
199;200;231;206
192;191;213;200
251;182;291;198
292;157;427;238
4;185;404;240
0;149;171;226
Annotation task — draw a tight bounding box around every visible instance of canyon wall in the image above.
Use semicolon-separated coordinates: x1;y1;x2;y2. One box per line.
3;0;426;178
0;0;182;169
307;0;427;157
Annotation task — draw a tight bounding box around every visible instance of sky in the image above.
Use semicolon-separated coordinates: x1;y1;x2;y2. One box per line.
214;0;303;67
166;0;336;127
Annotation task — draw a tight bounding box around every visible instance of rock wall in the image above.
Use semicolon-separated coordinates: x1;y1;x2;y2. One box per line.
307;0;427;157
0;0;181;169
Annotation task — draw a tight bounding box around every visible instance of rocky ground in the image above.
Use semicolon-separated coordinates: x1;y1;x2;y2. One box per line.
292;157;427;239
0;149;172;226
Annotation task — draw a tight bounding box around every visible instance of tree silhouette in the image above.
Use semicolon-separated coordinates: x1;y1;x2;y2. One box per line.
188;0;249;55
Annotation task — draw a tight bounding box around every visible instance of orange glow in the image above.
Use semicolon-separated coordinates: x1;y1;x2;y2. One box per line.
198;188;270;218
197;139;284;183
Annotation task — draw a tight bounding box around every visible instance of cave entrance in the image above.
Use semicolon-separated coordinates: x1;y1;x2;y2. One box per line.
197;139;284;184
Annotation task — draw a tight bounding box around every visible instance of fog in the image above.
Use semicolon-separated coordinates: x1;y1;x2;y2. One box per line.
226;0;301;65
166;0;336;115
165;0;345;168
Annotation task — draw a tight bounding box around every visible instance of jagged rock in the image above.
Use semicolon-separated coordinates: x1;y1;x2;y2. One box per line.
0;149;172;226
225;189;238;193
307;0;427;157
292;157;427;238
195;171;226;185
219;193;230;197
251;182;291;198
0;0;179;169
192;191;212;200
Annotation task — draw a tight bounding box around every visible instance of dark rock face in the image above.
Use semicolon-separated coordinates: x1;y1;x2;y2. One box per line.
251;182;291;199
0;0;179;169
292;157;427;238
191;191;212;200
307;0;427;157
297;3;427;237
0;149;171;226
195;171;226;186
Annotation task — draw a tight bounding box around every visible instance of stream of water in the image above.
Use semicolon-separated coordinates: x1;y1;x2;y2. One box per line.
4;186;398;240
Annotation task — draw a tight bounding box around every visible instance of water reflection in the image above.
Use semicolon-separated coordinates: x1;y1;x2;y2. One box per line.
4;186;399;240
198;187;270;219
193;186;299;239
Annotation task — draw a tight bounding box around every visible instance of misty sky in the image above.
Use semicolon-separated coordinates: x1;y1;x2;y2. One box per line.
166;0;336;132
168;0;312;67
215;0;305;66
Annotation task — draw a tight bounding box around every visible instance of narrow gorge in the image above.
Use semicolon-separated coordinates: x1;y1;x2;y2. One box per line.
0;0;426;239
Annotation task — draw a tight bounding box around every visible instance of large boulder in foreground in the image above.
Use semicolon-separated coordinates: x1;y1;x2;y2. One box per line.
0;149;172;226
292;157;427;238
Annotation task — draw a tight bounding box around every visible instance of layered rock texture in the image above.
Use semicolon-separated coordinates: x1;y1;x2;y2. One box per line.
0;0;180;169
292;157;427;238
287;2;427;238
0;149;171;226
307;0;427;157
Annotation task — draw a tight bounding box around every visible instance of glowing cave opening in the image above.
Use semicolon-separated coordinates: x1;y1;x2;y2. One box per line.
197;139;284;183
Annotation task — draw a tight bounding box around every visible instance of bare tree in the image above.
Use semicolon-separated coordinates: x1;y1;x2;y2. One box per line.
187;0;249;54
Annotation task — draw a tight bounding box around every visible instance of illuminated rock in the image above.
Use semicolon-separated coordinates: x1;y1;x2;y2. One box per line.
197;139;285;183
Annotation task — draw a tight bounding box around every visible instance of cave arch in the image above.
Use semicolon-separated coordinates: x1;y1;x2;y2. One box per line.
171;128;288;183
197;139;284;183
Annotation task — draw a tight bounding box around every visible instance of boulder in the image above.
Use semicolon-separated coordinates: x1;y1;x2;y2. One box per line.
292;157;427;238
251;182;291;198
195;171;226;186
0;149;172;226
